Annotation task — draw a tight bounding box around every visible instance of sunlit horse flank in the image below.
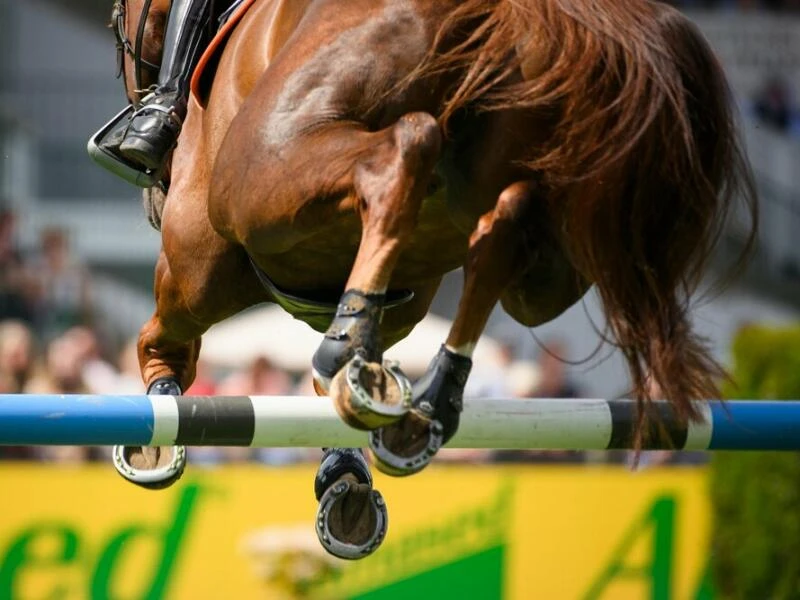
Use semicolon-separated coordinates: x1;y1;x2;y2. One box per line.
116;0;756;559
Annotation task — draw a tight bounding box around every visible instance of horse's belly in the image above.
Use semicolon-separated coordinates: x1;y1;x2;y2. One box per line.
257;191;468;292
393;197;469;279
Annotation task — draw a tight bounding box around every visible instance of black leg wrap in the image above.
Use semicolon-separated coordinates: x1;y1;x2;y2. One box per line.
311;290;386;384
411;345;472;444
368;345;472;477
314;447;372;501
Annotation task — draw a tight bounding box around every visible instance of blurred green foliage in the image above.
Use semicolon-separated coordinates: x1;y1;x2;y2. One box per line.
710;324;800;600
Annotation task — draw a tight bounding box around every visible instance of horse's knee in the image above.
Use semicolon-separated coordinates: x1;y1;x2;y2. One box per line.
392;112;441;168
468;181;535;248
495;181;535;222
357;112;440;181
353;113;441;239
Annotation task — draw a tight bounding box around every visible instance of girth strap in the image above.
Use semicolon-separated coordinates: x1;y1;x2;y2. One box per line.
247;256;414;328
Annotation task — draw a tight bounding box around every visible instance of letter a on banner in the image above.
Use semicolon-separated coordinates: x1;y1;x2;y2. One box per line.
582;496;676;600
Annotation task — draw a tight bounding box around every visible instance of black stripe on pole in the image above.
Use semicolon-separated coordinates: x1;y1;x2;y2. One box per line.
606;400;689;450
175;396;256;445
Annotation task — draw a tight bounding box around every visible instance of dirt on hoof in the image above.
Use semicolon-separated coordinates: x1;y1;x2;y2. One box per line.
380;412;432;458
125;446;175;470
325;474;378;545
330;361;407;431
359;362;404;408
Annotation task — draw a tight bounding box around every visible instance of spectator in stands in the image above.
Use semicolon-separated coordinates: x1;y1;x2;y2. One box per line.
0;208;35;324
24;331;96;463
533;338;582;399
27;227;94;342
109;336;148;394
0;320;37;394
753;76;796;133
185;359;218;395
25;333;90;395
63;325;128;395
463;340;515;399
218;356;293;397
0;320;38;460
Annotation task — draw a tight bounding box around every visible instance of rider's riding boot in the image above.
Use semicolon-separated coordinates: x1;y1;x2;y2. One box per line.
119;0;211;172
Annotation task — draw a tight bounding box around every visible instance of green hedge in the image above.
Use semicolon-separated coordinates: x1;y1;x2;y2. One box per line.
710;325;800;600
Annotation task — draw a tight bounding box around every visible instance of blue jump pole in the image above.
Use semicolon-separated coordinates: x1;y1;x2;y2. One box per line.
0;394;798;450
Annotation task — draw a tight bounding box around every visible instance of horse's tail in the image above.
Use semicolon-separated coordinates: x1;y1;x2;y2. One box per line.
428;0;757;443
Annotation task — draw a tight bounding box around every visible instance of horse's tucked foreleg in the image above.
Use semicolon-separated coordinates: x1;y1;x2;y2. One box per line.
312;113;441;429
113;260;206;489
370;182;536;476
113;319;195;489
136;253;217;391
313;447;387;559
114;250;260;490
344;112;442;294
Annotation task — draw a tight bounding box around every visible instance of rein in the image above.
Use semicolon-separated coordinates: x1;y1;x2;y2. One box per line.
112;0;160;104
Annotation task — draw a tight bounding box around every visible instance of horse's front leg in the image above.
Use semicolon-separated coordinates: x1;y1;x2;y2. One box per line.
112;270;198;490
369;181;537;476
114;232;264;489
311;112;442;429
313;446;387;560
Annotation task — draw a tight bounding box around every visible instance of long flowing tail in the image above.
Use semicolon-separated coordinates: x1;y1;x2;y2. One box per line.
427;0;758;443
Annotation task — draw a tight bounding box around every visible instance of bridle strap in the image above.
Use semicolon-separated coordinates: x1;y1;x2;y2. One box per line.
112;0;161;103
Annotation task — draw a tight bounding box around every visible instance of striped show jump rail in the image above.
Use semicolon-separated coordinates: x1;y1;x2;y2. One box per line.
0;395;798;450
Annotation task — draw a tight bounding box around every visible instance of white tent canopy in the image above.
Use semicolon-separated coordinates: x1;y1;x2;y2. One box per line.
201;305;506;375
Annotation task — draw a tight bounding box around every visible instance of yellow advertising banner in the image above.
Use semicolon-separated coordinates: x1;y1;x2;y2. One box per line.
0;464;712;600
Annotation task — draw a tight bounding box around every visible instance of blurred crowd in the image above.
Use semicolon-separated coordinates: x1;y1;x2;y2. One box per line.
1;209;92;343
663;0;800;138
750;76;800;137
0;204;706;470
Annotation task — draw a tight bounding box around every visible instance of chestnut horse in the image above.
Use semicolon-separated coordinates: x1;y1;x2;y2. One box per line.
113;0;755;559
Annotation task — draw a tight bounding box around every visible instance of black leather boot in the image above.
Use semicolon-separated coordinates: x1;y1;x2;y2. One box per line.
118;0;211;172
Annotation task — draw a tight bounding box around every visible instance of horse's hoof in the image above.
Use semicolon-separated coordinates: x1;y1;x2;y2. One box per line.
330;355;411;430
312;369;331;395
368;413;444;477
112;445;187;490
315;474;388;560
